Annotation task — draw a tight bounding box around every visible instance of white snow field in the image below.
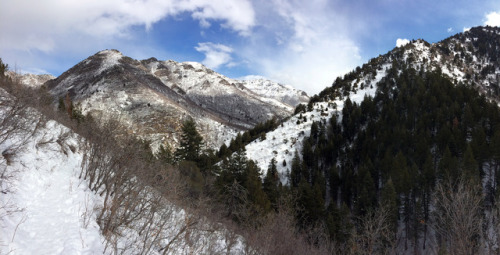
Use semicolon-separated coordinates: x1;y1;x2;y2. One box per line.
0;119;104;254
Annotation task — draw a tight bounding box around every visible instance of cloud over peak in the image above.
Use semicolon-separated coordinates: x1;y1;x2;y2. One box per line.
195;42;234;69
396;38;410;47
484;11;500;27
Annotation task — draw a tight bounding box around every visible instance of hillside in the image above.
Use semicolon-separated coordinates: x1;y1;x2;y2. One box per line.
44;50;308;149
0;86;252;254
248;26;500;179
236;26;500;253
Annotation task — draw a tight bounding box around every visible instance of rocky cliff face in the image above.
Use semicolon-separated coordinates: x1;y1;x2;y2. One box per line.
6;71;55;87
44;50;309;149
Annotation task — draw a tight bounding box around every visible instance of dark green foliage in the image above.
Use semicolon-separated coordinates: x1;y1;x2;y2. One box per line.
245;160;271;214
462;144;479;183
157;144;174;164
221;118;280;157
0;58;8;85
58;97;66;112
0;58;7;75
70;103;85;123
381;179;398;232
175;118;204;162
294;103;307;114
264;158;280;209
291;66;500;245
216;147;271;223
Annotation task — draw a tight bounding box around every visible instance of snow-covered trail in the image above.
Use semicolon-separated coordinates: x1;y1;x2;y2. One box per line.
1;121;104;254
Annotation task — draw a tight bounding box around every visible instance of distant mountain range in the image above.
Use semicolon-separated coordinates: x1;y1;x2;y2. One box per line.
34;50;308;149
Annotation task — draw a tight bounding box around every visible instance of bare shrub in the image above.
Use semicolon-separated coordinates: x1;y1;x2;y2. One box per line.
432;178;483;255
347;205;397;255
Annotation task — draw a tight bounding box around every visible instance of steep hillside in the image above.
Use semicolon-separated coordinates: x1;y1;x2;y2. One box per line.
0;87;250;254
44;50;308;149
248;26;500;178
241;26;500;253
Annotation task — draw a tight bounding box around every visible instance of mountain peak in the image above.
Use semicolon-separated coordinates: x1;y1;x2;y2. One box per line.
43;50;309;150
96;49;122;55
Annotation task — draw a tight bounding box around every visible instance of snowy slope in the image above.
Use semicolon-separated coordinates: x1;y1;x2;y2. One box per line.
239;78;309;107
44;50;308;150
6;71;55;88
0;120;104;254
246;63;387;181
0;91;247;254
247;26;500;180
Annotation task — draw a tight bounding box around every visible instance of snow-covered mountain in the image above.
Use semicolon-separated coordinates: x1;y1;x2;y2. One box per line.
246;26;500;179
6;71;55;87
44;50;309;149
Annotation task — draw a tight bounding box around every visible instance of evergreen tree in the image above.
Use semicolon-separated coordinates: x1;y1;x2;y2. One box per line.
381;179;398;233
157;144;174;164
263;158;280;209
439;146;459;182
462;144;479;183
355;166;376;215
245;160;271;215
290;151;302;187
175;118;204;162
218;143;230;159
58;97;66;112
391;151;410;195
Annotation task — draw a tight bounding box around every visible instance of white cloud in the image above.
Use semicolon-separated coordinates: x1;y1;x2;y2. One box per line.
484;11;500;27
238;0;362;95
188;0;255;36
238;75;267;80
463;27;471;32
195;42;234;69
396;38;410;47
0;0;255;54
447;27;454;33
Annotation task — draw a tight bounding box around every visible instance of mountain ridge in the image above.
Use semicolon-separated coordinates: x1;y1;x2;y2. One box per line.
43;49;309;149
247;25;500;178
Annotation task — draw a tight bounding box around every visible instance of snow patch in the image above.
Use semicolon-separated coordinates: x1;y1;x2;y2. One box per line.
97;50;123;74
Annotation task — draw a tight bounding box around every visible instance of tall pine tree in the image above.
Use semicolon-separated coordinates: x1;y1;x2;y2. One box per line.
175;118;204;162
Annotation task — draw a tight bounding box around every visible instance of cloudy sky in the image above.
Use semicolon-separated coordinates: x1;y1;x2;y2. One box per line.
1;0;500;95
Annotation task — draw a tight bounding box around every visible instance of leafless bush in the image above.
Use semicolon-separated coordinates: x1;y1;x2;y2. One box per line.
0;90;32;148
432;178;483;255
345;205;397;255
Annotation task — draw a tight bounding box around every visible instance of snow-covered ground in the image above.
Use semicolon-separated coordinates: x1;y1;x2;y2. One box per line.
0;94;247;254
0;120;104;254
246;62;387;182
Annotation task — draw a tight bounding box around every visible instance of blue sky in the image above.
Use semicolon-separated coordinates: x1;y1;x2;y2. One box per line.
1;0;499;95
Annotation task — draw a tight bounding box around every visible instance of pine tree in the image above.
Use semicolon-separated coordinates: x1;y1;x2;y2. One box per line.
462;144;479;183
290;151;302;187
355;166;376;215
439;146;459;182
0;58;8;82
58;97;66;112
381;178;398;233
263;158;280;209
175;118;204;162
157;144;174;164
245;160;271;215
178;161;204;198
